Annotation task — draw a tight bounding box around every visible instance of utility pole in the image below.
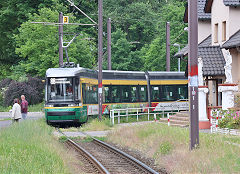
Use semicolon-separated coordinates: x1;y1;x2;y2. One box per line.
32;1;97;68
188;0;199;150
59;12;64;67
98;0;103;120
107;18;112;70
166;22;170;71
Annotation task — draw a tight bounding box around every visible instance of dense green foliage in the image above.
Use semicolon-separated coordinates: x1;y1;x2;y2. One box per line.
0;0;187;78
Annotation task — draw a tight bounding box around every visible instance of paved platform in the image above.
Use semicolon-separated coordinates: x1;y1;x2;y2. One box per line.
54;130;110;137
0;112;44;119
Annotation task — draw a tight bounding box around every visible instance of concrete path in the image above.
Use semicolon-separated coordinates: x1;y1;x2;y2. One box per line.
0;112;44;130
54;130;110;137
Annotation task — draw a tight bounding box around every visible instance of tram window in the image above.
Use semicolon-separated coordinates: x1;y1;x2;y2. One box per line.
162;85;176;101
48;77;74;102
82;83;98;104
121;86;131;103
139;86;147;102
103;86;111;103
151;86;161;102
130;86;138;102
177;85;188;100
111;86;121;103
75;78;81;102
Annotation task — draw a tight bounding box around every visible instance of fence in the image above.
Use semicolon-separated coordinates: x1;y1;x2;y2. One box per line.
209;107;240;136
110;100;189;125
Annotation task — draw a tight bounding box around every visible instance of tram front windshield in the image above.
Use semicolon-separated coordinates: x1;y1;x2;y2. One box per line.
47;77;74;102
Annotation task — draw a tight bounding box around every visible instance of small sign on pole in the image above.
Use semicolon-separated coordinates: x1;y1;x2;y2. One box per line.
63;16;69;23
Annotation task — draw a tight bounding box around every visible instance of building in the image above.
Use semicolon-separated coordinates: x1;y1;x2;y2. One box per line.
175;0;240;128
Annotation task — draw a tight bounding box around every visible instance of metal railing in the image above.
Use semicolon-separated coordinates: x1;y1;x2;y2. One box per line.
110;100;189;125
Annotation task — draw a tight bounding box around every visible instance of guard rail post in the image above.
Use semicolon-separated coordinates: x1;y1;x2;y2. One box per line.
111;110;115;125
216;110;219;132
118;110;120;124
210;109;213;133
126;108;128;122
148;108;150;121
137;108;139;121
154;113;157;122
167;113;170;126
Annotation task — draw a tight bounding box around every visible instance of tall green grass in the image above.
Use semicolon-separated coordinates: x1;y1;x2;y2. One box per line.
0;119;71;174
0;102;44;112
107;123;240;173
28;102;44;112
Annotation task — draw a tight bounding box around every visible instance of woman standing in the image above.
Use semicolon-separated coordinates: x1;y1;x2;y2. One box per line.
11;98;22;122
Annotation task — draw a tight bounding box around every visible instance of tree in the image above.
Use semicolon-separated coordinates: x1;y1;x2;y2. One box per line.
141;1;187;71
0;0;55;77
108;29;143;71
103;0;159;50
14;7;96;77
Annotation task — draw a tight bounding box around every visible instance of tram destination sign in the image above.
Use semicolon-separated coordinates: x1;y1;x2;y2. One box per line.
154;101;189;111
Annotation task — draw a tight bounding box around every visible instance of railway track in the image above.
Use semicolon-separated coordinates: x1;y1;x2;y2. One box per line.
58;129;160;174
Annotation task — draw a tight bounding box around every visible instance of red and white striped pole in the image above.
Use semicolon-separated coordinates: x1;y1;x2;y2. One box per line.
167;113;170;126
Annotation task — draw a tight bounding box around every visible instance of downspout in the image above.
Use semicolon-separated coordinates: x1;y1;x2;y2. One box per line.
145;71;151;107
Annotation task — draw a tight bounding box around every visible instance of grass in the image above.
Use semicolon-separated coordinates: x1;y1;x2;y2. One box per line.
0;102;44;112
0;105;12;112
60;116;114;132
106;122;240;173
0;119;74;174
28;102;44;112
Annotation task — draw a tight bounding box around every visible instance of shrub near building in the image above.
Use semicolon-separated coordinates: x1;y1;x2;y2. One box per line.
0;76;44;106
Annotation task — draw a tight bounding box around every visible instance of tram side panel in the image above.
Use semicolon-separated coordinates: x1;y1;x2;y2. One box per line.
81;81;188;116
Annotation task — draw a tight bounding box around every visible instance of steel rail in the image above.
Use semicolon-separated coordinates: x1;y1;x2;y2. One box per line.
57;129;110;174
81;131;159;174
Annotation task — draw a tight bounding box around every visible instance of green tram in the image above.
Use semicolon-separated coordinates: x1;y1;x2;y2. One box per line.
44;67;188;125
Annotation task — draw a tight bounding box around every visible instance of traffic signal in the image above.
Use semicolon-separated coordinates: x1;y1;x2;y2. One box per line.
63;16;69;23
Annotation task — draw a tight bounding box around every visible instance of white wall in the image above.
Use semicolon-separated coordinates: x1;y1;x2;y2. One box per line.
211;0;229;46
229;6;240;37
198;20;211;43
230;49;240;84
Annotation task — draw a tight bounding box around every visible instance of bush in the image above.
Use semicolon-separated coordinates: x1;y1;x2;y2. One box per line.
1;76;44;106
218;110;240;129
27;76;44;94
0;78;13;89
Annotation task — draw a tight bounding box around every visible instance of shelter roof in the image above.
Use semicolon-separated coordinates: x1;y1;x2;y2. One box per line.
223;0;240;6
174;35;212;57
174;35;225;76
199;46;225;76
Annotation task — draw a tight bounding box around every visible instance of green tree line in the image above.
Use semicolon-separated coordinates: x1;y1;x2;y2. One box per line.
0;0;187;80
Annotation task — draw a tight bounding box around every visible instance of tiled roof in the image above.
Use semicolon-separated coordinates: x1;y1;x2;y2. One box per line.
199;46;225;76
198;0;212;20
174;35;225;76
222;29;240;49
174;45;188;58
223;0;240;6
184;0;211;22
199;35;212;47
174;35;212;57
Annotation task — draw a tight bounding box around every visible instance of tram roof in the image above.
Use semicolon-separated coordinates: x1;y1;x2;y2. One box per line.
46;67;88;77
46;67;186;79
